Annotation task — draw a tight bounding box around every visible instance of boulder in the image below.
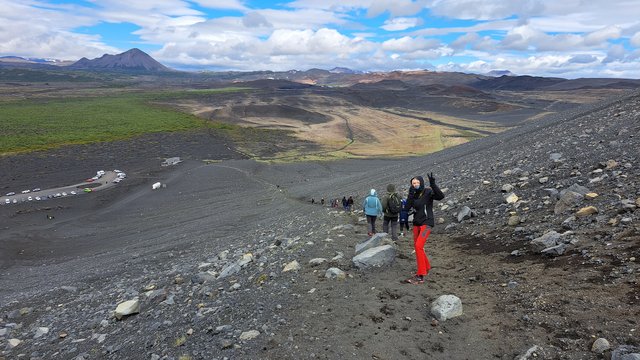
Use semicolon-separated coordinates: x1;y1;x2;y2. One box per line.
555;191;584;214
457;206;474;222
217;263;241;279
585;192;599;199
621;199;637;212
530;231;561;251
561;184;590;196
352;245;396;269
502;184;514;193
355;233;390;255
8;338;22;349
430;295;463;321
114;299;140;320
612;345;640;360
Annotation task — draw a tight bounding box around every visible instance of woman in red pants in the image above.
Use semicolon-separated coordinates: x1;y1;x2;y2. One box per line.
405;173;445;284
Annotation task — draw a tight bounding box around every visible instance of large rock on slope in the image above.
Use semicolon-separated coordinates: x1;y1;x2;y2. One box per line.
352;245;396;269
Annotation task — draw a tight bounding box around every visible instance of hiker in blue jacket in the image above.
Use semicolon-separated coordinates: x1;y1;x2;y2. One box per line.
363;189;383;236
399;198;410;237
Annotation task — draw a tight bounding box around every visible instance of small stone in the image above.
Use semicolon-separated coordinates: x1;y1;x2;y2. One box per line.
482;180;491;185
229;283;241;291
502;184;514;192
308;258;328;267
576;206;598;217
282;260;301;272
431;319;439;326
508;215;521;226
636;198;640;207
174;276;184;285
538;177;549;184
605;160;618;169
220;339;234;349
325;267;346;280
585;193;599;199
436;217;445;225
187;328;194;336
239;330;260;341
430;295;463;321
592;338;611;354
59;332;68;339
114;299;140;320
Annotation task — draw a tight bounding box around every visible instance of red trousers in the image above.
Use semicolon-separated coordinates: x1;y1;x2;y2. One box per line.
412;225;432;276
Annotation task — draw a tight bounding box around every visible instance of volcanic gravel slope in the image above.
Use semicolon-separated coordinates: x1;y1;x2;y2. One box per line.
0;90;639;359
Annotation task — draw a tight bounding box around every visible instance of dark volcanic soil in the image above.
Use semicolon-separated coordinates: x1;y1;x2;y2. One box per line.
1;90;639;360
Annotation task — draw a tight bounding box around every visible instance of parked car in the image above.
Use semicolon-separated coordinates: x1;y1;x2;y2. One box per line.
4;199;9;204
32;188;41;192
6;192;15;196
83;188;92;193
70;191;77;195
27;196;33;201
21;189;30;194
35;196;41;201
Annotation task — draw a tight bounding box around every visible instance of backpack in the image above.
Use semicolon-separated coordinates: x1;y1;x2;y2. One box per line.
387;193;401;214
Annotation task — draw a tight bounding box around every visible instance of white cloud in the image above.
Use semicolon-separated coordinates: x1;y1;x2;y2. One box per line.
631;32;640;47
584;26;621;46
382;36;439;52
602;44;626;63
427;0;545;21
192;0;248;10
381;17;421;31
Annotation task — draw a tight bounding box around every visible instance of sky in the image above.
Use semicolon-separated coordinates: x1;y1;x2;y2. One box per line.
2;0;640;78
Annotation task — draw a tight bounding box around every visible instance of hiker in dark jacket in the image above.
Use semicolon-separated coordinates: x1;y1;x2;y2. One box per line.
381;184;400;241
405;173;445;284
399;198;410;237
342;196;348;211
347;196;354;211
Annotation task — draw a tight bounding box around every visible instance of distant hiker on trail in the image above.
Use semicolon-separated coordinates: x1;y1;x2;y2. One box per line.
381;184;401;241
311;198;315;204
342;196;348;211
321;197;325;206
405;173;444;284
363;189;383;236
347;196;354;211
399;198;410;237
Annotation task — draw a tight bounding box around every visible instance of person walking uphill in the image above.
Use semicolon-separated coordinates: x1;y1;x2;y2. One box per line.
363;189;383;237
405;173;444;284
381;184;401;241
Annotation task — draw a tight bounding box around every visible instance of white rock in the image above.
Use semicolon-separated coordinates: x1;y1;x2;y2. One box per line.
352;245;396;269
502;184;514;192
505;193;519;204
538;177;549;184
8;338;22;348
239;330;260;341
238;253;253;267
430;295;463;321
114;299;140;320
282;260;301;272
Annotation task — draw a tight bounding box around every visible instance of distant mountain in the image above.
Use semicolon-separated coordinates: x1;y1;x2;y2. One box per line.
329;67;361;74
0;56;73;68
68;48;171;72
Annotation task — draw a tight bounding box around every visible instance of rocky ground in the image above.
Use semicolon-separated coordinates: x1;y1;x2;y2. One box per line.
1;90;639;359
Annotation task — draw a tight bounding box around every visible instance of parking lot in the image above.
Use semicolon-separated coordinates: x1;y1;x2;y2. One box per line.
1;170;125;205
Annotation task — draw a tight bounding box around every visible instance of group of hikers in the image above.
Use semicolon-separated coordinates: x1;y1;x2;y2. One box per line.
311;196;354;211
362;173;444;285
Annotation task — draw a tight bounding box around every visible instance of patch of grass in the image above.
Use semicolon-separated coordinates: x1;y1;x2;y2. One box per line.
0;95;207;154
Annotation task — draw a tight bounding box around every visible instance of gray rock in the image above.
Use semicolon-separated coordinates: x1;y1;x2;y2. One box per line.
530;231;561;251
562;216;576;229
621;199;637;212
508;215;521;226
282;260;301;272
550;153;562;161
7;338;21;349
0;328;7;337
308;258;328;266
430;295;463;321
34;327;49;339
214;325;233;334
217;263;241;279
541;243;567;256
352;245;396;269
502;184;514;193
561;184;591;196
60;286;78;293
355;233;389;255
325;267;346;280
192;271;217;284
220;339;234;349
555;191;584;214
457;206;473;222
612;345;640;360
515;345;544;360
543;188;559;199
